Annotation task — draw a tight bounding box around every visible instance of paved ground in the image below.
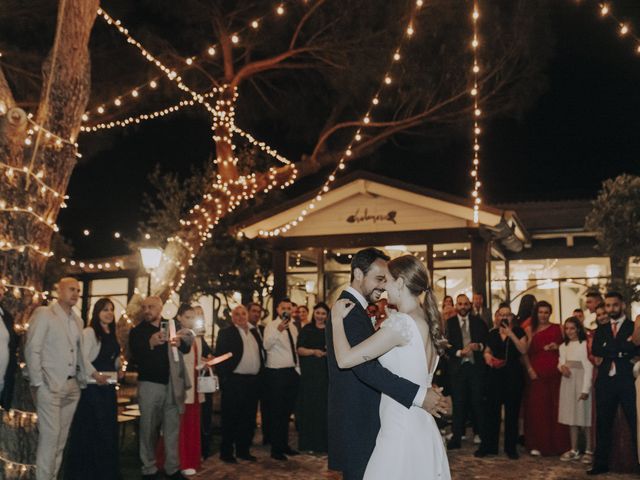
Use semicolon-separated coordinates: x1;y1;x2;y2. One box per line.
193;436;638;480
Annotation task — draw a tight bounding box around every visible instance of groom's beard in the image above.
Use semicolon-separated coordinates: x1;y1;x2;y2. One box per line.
366;288;385;303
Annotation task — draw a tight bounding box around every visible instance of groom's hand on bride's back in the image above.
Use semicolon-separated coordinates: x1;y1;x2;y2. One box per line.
422;386;448;418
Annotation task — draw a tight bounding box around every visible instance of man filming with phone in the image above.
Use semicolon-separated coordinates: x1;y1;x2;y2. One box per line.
263;298;300;461
129;296;194;480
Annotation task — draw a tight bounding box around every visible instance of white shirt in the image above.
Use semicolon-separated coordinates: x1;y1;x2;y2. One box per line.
64;310;82;378
0;308;9;395
344;286;427;408
264;318;299;369
608;315;626;376
234;325;261;375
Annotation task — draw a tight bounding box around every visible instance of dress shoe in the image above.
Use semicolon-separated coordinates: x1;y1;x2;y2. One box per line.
587;466;609;475
238;453;257;462
473;449;488;458
283;448;300;456
271;453;288;461
220;455;238;464
447;438;461;450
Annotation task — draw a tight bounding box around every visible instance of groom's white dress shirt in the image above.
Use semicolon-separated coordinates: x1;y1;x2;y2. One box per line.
345;286;427;407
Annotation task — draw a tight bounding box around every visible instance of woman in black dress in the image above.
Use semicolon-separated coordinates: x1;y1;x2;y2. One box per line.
296;302;330;453
476;302;527;459
67;298;121;479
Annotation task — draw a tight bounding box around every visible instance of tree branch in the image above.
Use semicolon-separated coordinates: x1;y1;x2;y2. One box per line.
289;0;327;50
0;64;16;109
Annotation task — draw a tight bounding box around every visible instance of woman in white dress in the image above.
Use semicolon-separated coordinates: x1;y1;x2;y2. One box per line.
332;254;451;480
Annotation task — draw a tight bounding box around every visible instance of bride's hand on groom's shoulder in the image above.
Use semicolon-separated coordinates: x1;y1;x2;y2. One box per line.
331;299;355;321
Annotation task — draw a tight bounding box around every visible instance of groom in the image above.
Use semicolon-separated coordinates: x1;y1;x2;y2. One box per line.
326;248;447;480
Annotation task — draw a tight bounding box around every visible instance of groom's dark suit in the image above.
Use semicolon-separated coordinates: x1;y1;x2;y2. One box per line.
326;290;421;480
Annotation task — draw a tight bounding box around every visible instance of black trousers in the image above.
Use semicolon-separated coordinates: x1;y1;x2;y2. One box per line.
220;374;259;457
256;372;271;444
266;367;299;455
594;374;637;469
451;363;485;441
481;369;523;455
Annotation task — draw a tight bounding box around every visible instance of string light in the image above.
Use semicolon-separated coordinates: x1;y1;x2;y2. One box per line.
257;0;425;237
80;99;196;132
577;2;640;56
470;0;483;224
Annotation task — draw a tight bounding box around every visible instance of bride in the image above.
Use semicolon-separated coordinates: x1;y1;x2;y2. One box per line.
331;254;451;480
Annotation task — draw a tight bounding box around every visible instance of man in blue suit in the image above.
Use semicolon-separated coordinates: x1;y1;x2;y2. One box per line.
326;248;446;480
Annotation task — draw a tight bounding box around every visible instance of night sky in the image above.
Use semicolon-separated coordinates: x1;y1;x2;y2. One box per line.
60;1;640;258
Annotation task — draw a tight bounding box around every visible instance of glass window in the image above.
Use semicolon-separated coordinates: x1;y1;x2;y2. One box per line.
287;249;318;272
286;272;318;309
433;269;472;302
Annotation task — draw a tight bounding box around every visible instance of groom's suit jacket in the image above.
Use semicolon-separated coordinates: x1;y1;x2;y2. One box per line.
326;290;420;480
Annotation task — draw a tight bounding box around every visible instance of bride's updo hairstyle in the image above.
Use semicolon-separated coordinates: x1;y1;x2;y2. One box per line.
387;255;448;355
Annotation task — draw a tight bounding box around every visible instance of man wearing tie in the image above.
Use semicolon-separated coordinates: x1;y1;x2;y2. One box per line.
246;302;271;445
263;298;300;460
445;293;489;450
588;291;638;475
215;305;265;463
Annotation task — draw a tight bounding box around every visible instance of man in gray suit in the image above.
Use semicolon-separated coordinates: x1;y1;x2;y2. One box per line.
129;296;194;480
25;277;107;480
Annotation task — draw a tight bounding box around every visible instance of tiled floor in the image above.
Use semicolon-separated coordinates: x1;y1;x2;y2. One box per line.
193;436;638;480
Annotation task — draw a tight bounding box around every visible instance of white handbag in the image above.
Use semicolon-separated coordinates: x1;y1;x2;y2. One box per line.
197;367;219;393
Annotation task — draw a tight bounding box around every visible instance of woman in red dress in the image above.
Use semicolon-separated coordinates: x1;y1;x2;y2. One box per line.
523;301;570;456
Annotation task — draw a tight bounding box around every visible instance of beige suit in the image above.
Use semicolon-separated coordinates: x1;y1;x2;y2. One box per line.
25;302;92;480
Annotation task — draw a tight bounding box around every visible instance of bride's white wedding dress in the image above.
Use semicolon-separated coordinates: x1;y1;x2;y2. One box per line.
364;312;451;480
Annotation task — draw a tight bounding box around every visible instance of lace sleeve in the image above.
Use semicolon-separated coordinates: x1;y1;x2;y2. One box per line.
381;313;413;346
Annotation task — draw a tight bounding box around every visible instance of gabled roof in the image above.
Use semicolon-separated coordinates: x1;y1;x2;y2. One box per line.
239;170;528;242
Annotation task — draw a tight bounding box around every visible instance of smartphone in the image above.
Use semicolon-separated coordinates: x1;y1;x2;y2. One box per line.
500;319;509;329
160;319;169;339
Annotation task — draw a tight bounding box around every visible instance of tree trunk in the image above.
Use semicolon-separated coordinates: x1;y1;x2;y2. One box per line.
0;0;99;323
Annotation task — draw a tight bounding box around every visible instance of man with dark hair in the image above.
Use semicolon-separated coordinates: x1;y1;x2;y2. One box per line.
585;291;604;330
573;308;585;323
588;292;638;475
245;302;271;444
472;292;492;329
263;298;300;460
446;293;489;450
326;247;447;480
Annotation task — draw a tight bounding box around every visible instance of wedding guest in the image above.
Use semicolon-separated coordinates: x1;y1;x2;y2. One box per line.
215;305;265;463
516;294;537;330
441;296;456;330
446;294;488;450
523;301;570;456
476;303;527;459
297;305;310;330
585;291;604;330
176;304;213;476
472;292;493;329
573;309;585;324
246;302;271;445
192;304;214;460
558;317;593;464
25;278;101;480
588;292;638;475
264;298;300;460
129;296;194;480
296;302;330;453
67;298;121;480
0;283;18;409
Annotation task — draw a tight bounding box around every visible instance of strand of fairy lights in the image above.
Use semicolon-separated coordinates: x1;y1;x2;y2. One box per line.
470;0;482;224
91;2;296;120
80;99;196;132
591;2;640;54
257;0;427;237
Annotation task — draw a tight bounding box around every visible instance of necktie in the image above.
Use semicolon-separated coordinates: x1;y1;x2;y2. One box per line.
286;327;298;366
461;318;473;364
609;321;618;376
